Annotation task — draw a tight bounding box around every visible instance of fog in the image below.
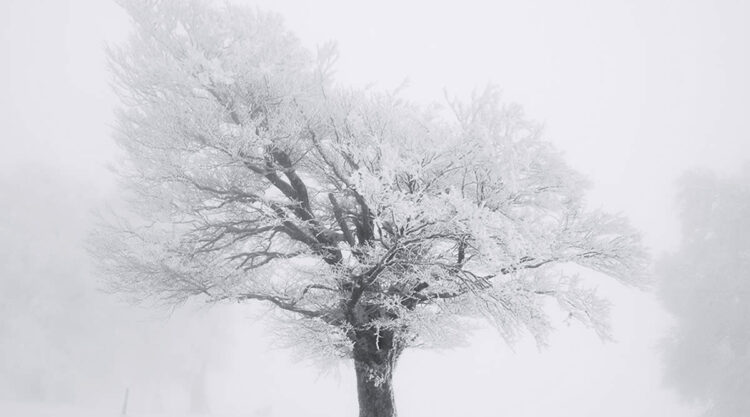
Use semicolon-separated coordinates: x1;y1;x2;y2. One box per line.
1;0;748;416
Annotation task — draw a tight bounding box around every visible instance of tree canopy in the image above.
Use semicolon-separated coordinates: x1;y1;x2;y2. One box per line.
659;166;750;417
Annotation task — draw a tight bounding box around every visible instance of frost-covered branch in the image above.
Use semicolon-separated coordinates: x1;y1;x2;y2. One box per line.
93;0;648;366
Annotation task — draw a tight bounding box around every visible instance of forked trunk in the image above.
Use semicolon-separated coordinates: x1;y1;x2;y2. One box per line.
352;328;401;417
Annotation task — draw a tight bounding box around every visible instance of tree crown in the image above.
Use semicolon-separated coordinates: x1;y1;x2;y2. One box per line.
94;0;648;359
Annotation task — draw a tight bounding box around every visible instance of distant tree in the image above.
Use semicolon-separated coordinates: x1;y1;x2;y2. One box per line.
658;166;750;417
0;168;231;412
93;1;647;416
0;170;96;402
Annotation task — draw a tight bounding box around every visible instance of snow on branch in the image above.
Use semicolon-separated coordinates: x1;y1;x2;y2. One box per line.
93;0;649;359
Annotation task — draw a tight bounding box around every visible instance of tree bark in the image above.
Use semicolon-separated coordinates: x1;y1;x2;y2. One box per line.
355;357;397;417
352;328;401;417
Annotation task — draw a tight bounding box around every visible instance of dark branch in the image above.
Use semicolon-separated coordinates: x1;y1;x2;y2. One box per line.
329;193;356;246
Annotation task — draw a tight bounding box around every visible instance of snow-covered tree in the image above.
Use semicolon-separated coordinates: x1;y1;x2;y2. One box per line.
92;1;647;416
658;166;750;417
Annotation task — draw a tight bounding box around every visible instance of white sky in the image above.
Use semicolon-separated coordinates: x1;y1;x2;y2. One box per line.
2;0;749;416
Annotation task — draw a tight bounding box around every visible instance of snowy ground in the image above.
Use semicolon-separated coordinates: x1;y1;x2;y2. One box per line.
0;402;276;417
0;402;118;417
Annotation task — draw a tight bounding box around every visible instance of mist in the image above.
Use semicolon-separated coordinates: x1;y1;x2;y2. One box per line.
1;1;748;416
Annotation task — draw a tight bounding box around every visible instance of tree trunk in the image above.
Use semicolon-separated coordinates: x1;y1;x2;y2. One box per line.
352;328;401;417
355;357;397;417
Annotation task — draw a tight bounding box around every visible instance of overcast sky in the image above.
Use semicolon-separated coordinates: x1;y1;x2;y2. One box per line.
1;0;749;416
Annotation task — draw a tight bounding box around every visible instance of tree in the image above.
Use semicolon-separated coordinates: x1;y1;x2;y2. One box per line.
0;167;237;413
0;169;94;402
93;1;647;416
658;166;750;417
